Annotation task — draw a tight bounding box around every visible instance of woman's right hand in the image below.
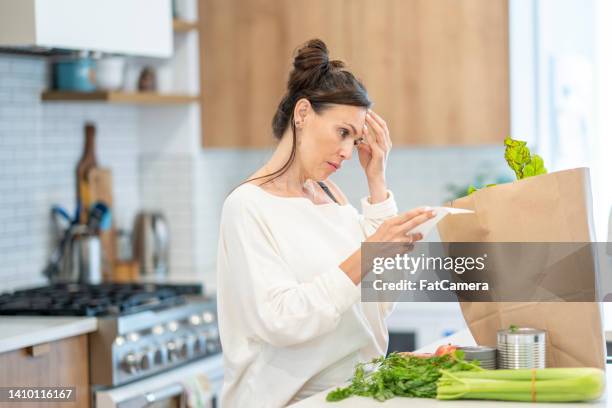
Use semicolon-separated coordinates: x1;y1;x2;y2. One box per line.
340;208;436;284
366;208;436;243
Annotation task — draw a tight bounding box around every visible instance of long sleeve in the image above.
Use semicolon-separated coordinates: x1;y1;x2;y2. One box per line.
218;197;361;348
379;301;397;319
358;190;399;238
358;191;399;321
218;184;400;407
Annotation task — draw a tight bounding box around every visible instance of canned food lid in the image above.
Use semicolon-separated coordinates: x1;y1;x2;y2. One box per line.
459;347;497;359
497;327;545;336
497;328;546;343
459;346;496;353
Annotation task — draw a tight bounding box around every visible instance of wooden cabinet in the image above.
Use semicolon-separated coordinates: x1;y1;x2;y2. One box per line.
200;0;509;147
0;335;90;408
348;0;509;145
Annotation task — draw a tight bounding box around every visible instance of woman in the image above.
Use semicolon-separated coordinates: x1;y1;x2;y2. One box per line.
216;39;435;407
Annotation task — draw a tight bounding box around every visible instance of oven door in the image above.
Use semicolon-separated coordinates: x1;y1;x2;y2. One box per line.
95;354;223;408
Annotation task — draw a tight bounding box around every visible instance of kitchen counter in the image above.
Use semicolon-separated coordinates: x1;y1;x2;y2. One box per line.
0;316;97;354
291;329;610;407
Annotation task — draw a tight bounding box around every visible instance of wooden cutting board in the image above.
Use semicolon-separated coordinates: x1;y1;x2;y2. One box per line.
88;167;116;281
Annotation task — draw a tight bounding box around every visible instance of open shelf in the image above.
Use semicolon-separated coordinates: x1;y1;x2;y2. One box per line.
41;91;200;105
173;19;199;32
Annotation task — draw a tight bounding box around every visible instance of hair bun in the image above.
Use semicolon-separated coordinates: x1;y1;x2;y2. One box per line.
293;39;329;72
271;38;370;140
289;39;346;92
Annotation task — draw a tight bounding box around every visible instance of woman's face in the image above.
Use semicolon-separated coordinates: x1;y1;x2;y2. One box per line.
296;102;367;180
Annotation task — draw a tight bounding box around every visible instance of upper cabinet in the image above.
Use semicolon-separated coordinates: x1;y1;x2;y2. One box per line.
200;0;509;147
348;0;509;146
0;0;173;58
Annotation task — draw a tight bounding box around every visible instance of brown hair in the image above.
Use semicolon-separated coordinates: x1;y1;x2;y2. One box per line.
238;38;372;188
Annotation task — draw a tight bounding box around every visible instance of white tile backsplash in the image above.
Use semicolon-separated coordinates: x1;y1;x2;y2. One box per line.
0;54;141;292
139;153;196;277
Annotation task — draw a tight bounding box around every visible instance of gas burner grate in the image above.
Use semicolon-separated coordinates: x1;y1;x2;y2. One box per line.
0;283;203;316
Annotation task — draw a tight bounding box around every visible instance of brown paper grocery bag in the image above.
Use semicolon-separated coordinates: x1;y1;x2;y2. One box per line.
437;167;605;368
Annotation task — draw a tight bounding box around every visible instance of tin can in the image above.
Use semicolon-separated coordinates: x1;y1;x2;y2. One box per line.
497;328;546;369
458;346;497;369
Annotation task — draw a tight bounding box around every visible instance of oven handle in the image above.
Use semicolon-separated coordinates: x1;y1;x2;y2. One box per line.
116;383;185;408
117;382;216;408
144;383;184;404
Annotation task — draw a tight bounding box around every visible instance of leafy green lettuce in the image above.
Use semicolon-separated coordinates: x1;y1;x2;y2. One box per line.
467;137;547;195
504;137;547;179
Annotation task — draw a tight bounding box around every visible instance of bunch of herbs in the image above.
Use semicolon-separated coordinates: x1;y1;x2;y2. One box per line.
326;351;481;402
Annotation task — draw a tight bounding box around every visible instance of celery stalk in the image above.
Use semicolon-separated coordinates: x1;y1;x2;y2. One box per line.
437;368;605;402
439;367;599;380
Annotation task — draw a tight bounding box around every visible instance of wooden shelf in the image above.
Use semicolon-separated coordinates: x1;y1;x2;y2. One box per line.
41;91;200;105
173;19;199;32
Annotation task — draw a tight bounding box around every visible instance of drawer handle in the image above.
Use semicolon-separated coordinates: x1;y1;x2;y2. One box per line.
27;343;50;357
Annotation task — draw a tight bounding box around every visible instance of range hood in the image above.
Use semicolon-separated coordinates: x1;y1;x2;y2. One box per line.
0;0;172;58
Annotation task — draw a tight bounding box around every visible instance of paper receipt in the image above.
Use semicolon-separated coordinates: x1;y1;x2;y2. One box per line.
407;206;474;238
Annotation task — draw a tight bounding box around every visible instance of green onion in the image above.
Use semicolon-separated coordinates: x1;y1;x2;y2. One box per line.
437;367;605;402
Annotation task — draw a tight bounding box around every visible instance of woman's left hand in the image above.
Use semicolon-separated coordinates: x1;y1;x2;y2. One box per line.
358;109;392;188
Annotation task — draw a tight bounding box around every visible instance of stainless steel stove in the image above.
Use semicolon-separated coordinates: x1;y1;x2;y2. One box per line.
91;297;220;387
0;283;223;407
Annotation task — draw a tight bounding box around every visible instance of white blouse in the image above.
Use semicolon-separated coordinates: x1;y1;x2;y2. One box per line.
216;183;399;407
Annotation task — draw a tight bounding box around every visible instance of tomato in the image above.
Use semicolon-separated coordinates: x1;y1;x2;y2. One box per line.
435;344;458;357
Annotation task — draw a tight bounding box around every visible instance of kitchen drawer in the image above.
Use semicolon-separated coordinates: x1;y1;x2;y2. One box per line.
0;334;90;408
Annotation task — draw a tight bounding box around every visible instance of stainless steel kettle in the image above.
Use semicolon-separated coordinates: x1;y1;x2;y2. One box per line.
57;224;102;284
132;212;170;278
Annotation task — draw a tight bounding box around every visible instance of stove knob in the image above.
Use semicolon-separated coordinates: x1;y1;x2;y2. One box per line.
140;351;153;371
204;328;221;353
182;335;196;358
179;341;189;358
194;335;206;354
175;339;186;359
166;340;180;362
153;347;166;365
121;353;139;374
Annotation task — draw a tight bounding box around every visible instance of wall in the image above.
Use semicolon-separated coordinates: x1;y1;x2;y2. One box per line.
0;54;141;292
0;50;204;292
139;153;196;279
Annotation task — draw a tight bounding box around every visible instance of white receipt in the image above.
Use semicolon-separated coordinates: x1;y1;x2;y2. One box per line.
407;206;474;238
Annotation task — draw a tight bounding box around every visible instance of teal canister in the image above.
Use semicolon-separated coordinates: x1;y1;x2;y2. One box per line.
53;57;97;91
